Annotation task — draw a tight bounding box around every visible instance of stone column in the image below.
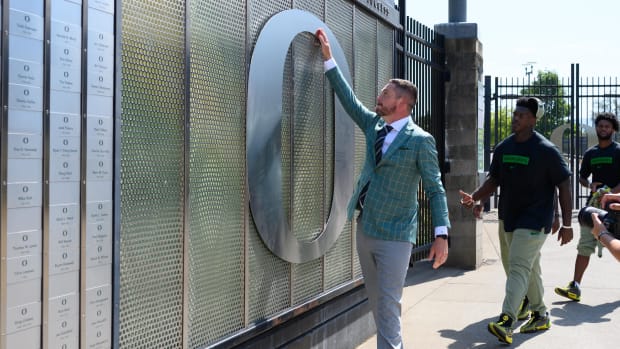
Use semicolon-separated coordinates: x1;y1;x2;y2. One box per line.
435;22;484;269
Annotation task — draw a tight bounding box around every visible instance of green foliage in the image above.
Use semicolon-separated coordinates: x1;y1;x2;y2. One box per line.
490;107;512;146
520;71;571;138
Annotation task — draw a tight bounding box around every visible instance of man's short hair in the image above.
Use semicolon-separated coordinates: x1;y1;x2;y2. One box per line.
595;112;619;131
389;78;417;108
515;97;544;118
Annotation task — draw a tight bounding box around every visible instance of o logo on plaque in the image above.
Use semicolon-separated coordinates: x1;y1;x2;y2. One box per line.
64;71;69;78
63;207;68;213
63;230;68;237
63;162;69;168
64;25;70;32
22;137;29;144
22;186;29;193
22;234;28;242
23;89;30;96
62;298;67;306
62;321;67;328
21;308;28;315
64;48;70;55
97;290;102;296
247;10;353;263
23;64;30;72
21;259;28;266
24;15;30;23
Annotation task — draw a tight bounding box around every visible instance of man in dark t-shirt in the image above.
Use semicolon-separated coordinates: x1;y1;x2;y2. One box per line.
460;97;573;344
555;112;620;302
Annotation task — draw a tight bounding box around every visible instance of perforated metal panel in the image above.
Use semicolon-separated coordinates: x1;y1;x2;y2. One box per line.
378;24;395;93
119;1;186;348
290;1;327;304
351;8;378;279
186;0;247;347
247;0;293;323
114;1;396;347
325;0;355;289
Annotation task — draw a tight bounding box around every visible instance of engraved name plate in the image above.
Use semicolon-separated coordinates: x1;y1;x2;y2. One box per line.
6;254;42;284
51;20;81;47
7;133;42;159
8;84;43;111
7;230;42;258
9;9;44;40
7;182;42;209
51;113;80;138
9;58;42;86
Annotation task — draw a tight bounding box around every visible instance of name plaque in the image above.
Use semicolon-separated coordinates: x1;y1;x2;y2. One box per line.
9;9;44;40
6;254;42;284
7;230;42;258
9;58;42;86
51;20;81;47
6;182;42;209
51;113;80;138
51;66;81;92
8;83;43;111
86;201;111;224
87;70;113;97
50;247;79;274
7;133;42;159
5;301;41;334
51;44;81;70
87;157;112;181
87;135;112;159
50;156;80;182
87;115;112;138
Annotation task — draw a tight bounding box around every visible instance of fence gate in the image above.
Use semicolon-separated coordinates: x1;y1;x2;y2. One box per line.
485;64;620;209
396;15;447;261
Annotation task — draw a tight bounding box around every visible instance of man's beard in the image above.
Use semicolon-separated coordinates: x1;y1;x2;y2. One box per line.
376;104;395;116
598;133;612;141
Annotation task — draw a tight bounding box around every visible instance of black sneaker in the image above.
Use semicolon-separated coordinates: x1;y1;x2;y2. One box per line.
488;313;514;344
520;311;551;333
517;296;530;321
554;281;581;301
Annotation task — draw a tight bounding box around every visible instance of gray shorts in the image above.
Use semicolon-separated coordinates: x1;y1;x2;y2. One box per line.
577;224;603;256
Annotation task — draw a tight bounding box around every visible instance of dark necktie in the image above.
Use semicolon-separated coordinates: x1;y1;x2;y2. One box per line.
358;125;393;210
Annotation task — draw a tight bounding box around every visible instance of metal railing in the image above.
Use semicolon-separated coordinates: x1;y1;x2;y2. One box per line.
485;64;620;209
396;15;447;261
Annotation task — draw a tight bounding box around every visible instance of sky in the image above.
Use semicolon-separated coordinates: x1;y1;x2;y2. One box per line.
406;0;620;79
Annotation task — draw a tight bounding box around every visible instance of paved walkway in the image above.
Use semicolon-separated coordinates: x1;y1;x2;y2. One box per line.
356;211;620;348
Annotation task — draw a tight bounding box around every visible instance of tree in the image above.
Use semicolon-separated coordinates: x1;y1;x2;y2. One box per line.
520;71;571;139
490;107;512;148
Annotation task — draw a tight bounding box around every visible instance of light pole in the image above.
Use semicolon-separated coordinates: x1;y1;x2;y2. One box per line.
524;62;536;85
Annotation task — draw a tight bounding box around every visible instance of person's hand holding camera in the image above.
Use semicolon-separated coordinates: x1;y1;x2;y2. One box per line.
590;193;620;262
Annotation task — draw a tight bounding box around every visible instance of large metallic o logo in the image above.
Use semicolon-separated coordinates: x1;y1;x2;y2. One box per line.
247;10;354;263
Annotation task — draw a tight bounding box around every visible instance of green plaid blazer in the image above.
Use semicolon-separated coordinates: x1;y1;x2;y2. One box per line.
326;67;450;243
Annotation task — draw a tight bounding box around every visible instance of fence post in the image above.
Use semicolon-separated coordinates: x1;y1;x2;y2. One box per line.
435;21;483;269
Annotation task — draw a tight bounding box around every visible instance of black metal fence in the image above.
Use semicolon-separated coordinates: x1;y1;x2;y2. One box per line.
485;64;620;209
396;15;447;261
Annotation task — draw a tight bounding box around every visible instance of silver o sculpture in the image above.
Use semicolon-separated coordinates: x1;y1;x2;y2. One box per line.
247;9;354;263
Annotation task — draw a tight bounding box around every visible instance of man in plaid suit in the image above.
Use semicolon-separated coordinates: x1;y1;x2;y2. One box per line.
315;29;451;349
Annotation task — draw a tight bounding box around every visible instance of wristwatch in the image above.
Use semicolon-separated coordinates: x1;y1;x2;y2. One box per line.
434;234;450;247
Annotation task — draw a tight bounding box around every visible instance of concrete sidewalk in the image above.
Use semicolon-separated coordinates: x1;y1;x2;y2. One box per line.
356;211;620;348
